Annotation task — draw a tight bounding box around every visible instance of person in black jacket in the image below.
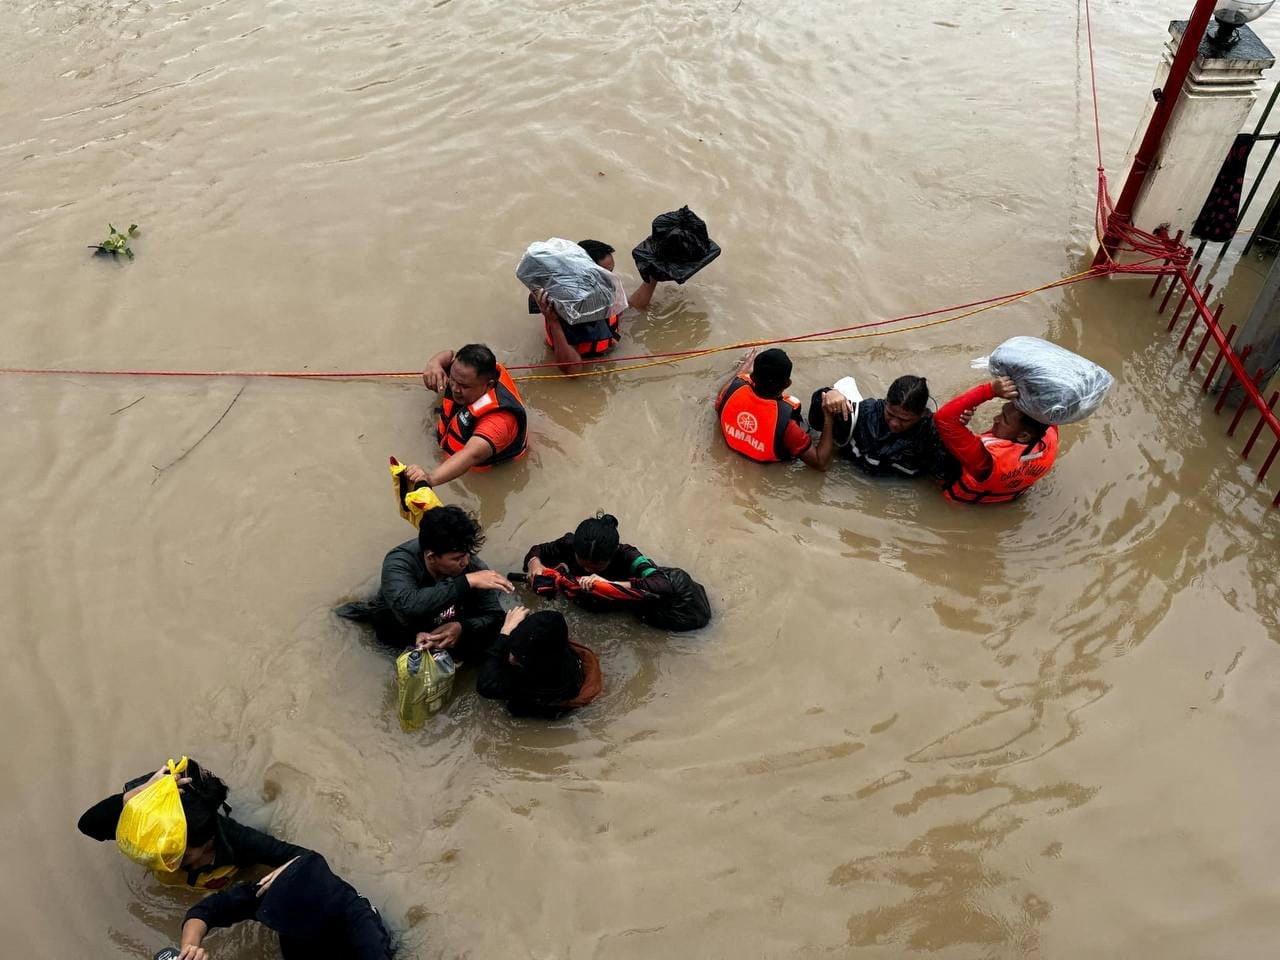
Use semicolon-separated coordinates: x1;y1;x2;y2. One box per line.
476;607;597;719
177;852;392;960
341;505;513;662
77;759;308;889
522;512;673;609
807;374;951;479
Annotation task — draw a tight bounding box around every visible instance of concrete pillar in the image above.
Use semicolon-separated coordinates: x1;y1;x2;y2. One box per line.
1217;253;1280;397
1119;21;1274;238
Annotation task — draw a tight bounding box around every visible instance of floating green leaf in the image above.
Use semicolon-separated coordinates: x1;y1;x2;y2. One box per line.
90;222;139;261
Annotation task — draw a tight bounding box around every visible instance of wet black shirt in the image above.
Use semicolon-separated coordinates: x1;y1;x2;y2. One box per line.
186;853;392;960
523;534;673;595
475;630;585;719
807;392;952;479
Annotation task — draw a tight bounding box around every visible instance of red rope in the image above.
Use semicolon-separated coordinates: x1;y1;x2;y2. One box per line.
0;272;1124;382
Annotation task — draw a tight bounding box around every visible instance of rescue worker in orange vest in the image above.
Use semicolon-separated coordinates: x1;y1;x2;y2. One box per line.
714;347;837;470
532;239;660;375
934;376;1059;503
403;343;528;490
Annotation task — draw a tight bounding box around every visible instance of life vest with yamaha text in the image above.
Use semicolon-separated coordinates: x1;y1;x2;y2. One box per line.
435;363;528;467
944;427;1059;503
718;375;804;463
544;314;621;357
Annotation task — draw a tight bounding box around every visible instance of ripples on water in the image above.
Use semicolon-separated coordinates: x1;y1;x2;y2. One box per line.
3;0;1280;957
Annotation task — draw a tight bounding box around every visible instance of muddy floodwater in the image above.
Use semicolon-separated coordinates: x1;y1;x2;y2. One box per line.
3;0;1280;956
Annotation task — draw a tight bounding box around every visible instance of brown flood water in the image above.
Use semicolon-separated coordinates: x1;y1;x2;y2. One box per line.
3;0;1280;956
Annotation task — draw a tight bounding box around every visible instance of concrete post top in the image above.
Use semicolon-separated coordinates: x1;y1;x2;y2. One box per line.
1170;20;1276;69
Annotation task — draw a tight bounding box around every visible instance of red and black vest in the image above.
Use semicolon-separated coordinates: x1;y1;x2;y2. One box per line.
944;427;1059;503
544;314;620;357
718;375;804;463
435;363;528;467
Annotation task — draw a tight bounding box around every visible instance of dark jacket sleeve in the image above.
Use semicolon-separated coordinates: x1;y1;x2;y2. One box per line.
523;533;575;572
342;899;394;960
379;541;469;626
475;631;518;701
614;545;674;596
221;817;311;869
77;795;125;841
185;883;260;930
77;771;154;841
459;562;505;645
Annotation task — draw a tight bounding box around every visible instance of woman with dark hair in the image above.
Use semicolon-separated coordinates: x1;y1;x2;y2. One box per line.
176;852;392;960
77;759;309;890
476;607;601;719
522;512;673;609
934;376;1059;503
807;374;949;479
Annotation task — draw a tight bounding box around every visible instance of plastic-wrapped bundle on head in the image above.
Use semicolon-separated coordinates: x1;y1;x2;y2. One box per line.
973;336;1114;425
516;238;628;325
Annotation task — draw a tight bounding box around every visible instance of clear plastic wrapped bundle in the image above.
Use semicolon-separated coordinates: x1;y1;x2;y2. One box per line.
516;238;628;325
971;336;1114;425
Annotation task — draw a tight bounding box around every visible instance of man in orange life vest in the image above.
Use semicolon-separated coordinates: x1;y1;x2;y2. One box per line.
934;376;1059;503
402;343;528;490
533;239;660;375
714;347;837;470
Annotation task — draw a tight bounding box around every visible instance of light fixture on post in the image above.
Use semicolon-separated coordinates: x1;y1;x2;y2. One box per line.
1209;0;1275;48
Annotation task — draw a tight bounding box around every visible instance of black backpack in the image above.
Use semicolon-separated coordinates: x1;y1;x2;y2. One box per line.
631;206;721;284
637;567;712;632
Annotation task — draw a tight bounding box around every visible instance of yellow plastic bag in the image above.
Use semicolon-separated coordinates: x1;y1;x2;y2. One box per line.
115;757;189;873
396;650;456;731
390;457;443;528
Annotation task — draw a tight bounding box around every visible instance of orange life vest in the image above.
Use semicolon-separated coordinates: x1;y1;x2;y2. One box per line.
543;314;620;357
944;427;1059;503
718;376;804;463
435;363;528;467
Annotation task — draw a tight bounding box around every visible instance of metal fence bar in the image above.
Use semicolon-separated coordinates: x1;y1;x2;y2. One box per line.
1243;391;1280;457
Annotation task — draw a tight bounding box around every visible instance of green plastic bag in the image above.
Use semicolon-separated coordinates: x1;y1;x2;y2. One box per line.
396;650;456;731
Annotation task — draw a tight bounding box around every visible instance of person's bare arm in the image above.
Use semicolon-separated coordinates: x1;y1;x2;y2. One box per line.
799;395;836;471
714;348;757;411
423;351;454;392
629;279;659;311
534;289;584;374
178;919;209;960
403;436;492;489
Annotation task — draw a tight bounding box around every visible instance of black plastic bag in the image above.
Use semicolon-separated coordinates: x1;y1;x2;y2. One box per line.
632;206;721;284
637;567;712;632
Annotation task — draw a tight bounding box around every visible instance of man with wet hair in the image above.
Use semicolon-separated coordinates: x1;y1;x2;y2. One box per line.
363;504;514;660
714;347;836;471
405;343;527;489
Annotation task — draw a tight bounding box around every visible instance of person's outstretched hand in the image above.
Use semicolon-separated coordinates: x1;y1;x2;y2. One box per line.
465;570;515;593
992;376;1019;400
821;389;851;420
502;605;529;635
423;360;449;392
